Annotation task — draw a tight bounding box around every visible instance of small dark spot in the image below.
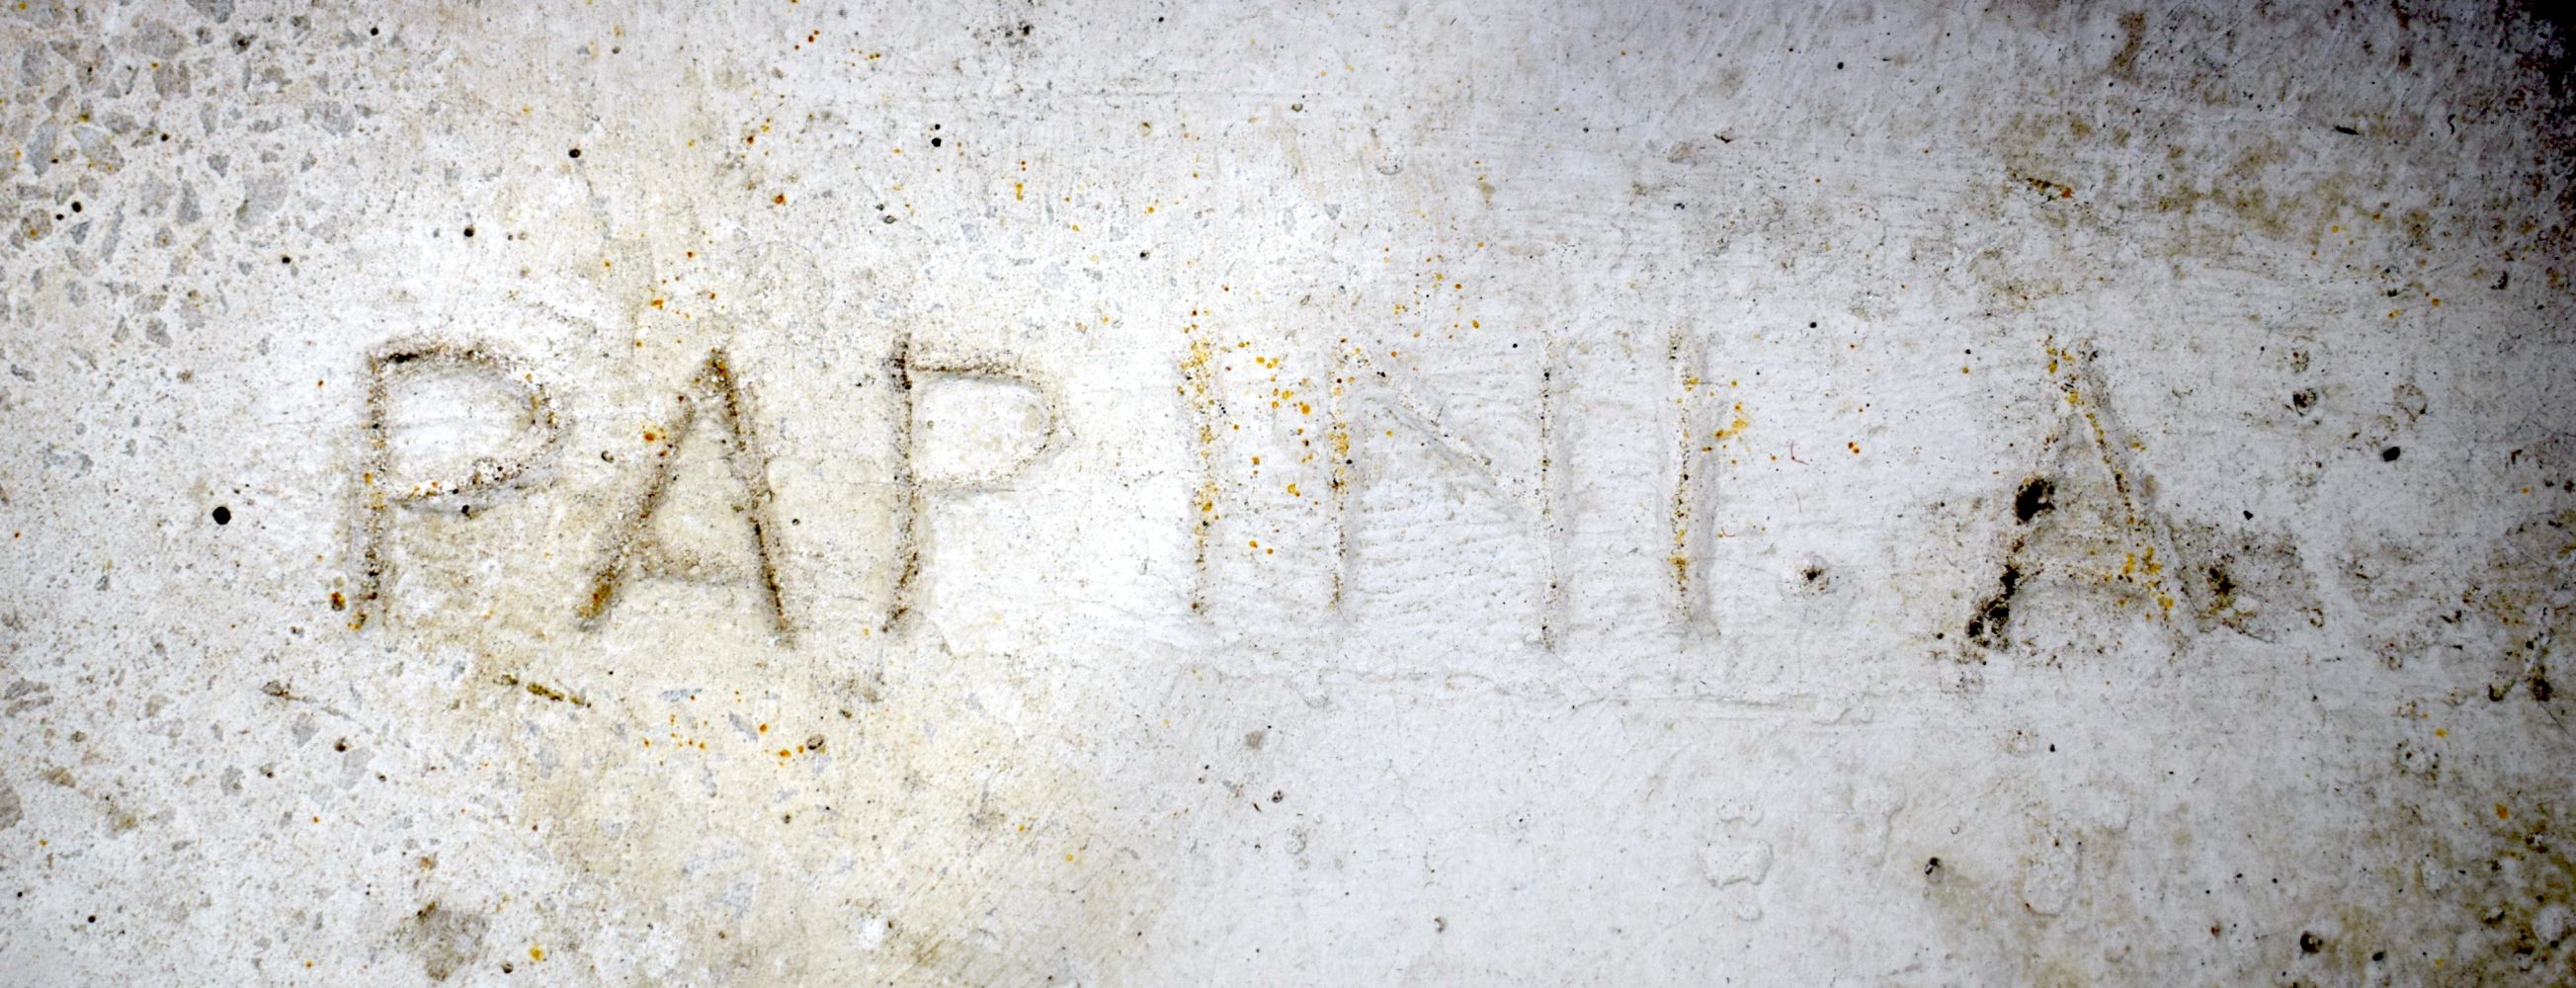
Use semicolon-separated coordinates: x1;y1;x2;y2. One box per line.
2289;388;2317;409
2381;446;2401;462
1269;789;1284;803
568;148;581;158
463;226;475;237
1802;565;1825;583
2013;477;2055;523
370;27;378;36
69;202;81;212
2299;931;2323;953
280;255;291;265
2333;124;2360;135
880;214;896;224
1925;857;1943;874
804;733;825;751
2372;950;2386;962
211;505;231;525
333;738;348;752
929;136;942;147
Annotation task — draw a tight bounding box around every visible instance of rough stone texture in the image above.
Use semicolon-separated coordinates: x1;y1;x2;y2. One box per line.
4;0;2575;984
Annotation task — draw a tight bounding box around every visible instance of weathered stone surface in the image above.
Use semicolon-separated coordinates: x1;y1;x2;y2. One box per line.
4;1;2575;983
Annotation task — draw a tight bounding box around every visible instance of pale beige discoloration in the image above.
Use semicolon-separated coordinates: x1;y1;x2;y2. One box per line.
7;1;2576;984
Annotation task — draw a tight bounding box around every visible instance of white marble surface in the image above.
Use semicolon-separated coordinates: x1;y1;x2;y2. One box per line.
5;0;2576;983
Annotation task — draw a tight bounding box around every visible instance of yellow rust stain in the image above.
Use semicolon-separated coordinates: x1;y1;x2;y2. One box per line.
1709;401;1750;441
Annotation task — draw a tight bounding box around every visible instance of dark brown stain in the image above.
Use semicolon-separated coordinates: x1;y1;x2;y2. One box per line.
1966;562;2024;648
2014;477;2056;524
881;329;920;633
